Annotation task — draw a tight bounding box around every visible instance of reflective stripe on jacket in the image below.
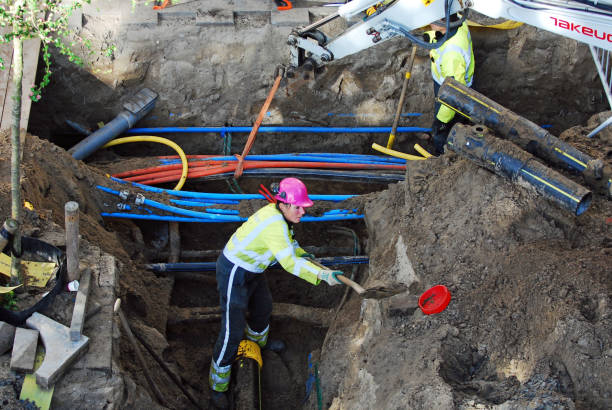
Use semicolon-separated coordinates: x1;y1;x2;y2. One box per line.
425;22;475;122
223;203;321;284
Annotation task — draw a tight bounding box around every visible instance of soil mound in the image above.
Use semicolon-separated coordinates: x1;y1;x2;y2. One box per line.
314;115;611;409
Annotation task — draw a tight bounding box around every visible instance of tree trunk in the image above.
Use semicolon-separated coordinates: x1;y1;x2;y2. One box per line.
10;28;24;286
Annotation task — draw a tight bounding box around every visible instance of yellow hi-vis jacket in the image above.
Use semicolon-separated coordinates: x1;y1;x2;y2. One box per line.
425;21;475;123
222;203;322;285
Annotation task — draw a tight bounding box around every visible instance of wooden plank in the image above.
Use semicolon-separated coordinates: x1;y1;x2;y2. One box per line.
0;28;14;128
0;32;41;157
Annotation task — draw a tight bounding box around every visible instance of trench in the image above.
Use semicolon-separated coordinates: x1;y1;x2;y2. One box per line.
102;147;382;408
139;177;373;408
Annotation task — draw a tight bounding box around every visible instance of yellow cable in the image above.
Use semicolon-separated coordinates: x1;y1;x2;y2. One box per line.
386;133;396;149
372;143;427;161
414;143;433;158
467;20;524;30
103;136;189;191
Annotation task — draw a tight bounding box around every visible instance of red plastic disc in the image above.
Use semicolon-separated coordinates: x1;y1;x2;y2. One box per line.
419;285;451;315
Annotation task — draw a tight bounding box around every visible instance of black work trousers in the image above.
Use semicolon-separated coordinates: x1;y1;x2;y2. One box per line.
211;252;273;368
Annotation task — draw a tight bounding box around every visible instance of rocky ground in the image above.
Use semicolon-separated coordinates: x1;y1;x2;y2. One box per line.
0;0;611;409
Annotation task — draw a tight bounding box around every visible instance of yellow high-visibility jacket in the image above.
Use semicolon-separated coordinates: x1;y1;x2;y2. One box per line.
425;21;475;123
223;203;321;285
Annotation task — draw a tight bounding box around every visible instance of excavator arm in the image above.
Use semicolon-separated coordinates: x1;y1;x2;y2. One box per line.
288;0;612;68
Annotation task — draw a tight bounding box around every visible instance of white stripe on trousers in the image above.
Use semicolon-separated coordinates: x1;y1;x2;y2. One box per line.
215;263;238;367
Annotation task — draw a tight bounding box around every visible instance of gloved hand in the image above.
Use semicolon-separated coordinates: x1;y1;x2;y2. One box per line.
301;253;315;259
317;270;343;286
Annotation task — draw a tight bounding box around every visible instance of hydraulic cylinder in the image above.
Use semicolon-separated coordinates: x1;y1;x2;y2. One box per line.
447;124;592;216
438;78;611;197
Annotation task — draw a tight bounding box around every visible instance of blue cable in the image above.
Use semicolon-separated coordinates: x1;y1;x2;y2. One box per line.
109;177;355;202
127;126;431;134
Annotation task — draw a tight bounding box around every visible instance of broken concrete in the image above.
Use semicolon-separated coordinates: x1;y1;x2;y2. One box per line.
10;328;38;372
26;313;89;388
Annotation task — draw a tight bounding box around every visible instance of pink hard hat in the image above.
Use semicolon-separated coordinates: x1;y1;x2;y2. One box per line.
274;178;313;207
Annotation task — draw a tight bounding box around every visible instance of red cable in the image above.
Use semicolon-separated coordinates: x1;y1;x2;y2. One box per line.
132;161;406;185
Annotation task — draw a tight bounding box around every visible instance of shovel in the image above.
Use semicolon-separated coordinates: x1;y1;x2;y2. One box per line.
307;257;404;299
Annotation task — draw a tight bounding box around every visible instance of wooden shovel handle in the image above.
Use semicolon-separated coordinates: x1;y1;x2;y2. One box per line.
306;257;366;294
336;274;366;294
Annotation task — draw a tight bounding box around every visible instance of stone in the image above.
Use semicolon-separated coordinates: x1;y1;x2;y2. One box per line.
26;313;89;388
386;292;419;315
98;254;117;288
0;321;16;354
10;328;39;372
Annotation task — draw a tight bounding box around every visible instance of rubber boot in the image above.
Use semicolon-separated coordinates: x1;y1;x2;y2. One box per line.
211;390;229;409
264;339;286;353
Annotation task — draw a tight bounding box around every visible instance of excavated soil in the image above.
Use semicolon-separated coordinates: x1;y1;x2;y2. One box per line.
1;1;611;409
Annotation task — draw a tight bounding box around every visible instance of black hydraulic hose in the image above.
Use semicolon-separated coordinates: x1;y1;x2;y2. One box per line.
382;0;468;50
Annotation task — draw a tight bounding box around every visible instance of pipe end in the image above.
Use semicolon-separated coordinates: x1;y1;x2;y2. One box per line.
575;192;592;216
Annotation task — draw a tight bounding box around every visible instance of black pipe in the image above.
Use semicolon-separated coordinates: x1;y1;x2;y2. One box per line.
447;124;592;215
438;78;611;197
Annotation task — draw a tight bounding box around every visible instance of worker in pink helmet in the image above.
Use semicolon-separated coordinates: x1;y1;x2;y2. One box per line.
209;177;342;408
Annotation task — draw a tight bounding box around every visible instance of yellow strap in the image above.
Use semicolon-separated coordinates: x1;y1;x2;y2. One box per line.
405;72;411;79
467;20;524;30
372;143;427;161
236;340;263;368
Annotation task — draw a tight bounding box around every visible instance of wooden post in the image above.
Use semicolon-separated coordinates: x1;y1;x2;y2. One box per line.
65;202;80;282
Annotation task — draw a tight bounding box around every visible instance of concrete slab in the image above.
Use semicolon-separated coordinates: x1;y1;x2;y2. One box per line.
235;0;275;12
271;8;310;26
196;10;234;26
10;328;39;372
67;8;83;31
72;251;116;374
159;9;197;21
0;322;16;355
26;313;89;389
70;268;92;341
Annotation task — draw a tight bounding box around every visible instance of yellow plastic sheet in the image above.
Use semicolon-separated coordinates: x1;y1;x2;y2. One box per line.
0;253;57;287
20;347;54;410
0;284;22;293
